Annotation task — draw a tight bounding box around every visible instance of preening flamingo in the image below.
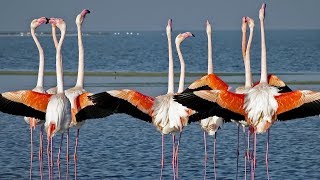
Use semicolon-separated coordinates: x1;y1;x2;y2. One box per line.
64;9;90;179
173;3;320;180
24;16;49;180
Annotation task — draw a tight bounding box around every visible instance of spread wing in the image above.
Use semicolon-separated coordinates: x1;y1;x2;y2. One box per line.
0;90;52;120
76;89;154;123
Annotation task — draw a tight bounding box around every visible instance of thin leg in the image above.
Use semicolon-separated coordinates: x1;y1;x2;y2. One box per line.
39;126;43;180
47;138;51;180
51;137;54;180
203;131;207;180
172;134;176;180
244;128;247;180
266;129;270;180
236;125;240;180
213;133;217;180
74;129;80;180
30;128;33;180
160;134;164;180
66;129;69;180
254;132;257;170
57;134;64;180
175;131;183;179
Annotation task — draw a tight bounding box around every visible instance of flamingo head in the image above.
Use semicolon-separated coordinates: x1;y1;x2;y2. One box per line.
30;17;48;30
49;18;66;32
241;17;247;33
259;3;266;21
246;17;255;29
76;9;91;25
166;19;172;36
206;20;212;35
175;32;195;45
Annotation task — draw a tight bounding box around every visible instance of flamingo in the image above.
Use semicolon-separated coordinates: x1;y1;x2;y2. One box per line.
235;16;254;180
75;20;195;179
171;31;195;178
173;3;320;180
64;9;90;179
44;17;71;180
24;16;49;180
192;20;226;180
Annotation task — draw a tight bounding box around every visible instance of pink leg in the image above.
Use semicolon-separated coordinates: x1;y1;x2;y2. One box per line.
74;129;80;180
203;131;207;180
236;125;240;180
47;138;51;180
244;128;248;180
254;132;257;170
266;129;270;180
30;128;33;180
51;137;54;180
57;134;64;180
251;132;256;180
213;133;217;180
172;134;176;180
66;129;69;180
39;126;43;180
175;131;183;179
160;134;164;180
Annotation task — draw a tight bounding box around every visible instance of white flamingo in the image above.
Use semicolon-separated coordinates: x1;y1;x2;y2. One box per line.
25;16;48;180
64;9;90;179
45;17;71;180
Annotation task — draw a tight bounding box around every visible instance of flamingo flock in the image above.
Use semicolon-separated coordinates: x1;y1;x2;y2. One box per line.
0;4;320;180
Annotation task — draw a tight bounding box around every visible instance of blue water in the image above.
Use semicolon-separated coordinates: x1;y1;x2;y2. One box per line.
0;30;320;179
0;30;320;73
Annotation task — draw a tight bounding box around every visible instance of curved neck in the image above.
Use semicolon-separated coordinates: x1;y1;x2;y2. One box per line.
167;34;174;94
75;24;84;87
52;26;58;49
260;19;267;83
56;30;66;93
207;33;213;74
176;42;185;93
31;28;44;88
244;28;254;88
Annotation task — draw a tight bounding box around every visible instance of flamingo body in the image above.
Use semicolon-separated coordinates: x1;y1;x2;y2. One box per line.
45;93;71;137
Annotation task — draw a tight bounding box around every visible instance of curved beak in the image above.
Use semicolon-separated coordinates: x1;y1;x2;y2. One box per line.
45;18;50;24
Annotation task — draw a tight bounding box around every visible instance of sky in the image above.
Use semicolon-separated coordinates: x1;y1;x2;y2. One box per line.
0;0;319;32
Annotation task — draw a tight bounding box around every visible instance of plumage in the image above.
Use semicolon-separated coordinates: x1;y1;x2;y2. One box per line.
0;90;51;120
79;89;153;123
183;74;229;93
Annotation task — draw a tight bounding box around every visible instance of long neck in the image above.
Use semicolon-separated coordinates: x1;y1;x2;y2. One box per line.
244;28;254;88
167;34;174;94
52;26;58;49
31;28;45;88
75;24;84;87
56;30;65;93
176;42;185;93
207;33;213;74
260;18;267;83
241;29;247;60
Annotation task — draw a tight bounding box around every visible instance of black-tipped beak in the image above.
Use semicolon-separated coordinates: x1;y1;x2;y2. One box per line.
192;34;195;37
86;10;91;14
45;18;50;24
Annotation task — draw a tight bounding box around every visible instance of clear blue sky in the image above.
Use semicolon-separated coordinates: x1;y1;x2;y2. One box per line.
0;0;319;31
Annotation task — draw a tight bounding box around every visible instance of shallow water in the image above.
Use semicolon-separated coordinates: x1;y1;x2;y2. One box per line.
0;74;320;179
0;30;320;179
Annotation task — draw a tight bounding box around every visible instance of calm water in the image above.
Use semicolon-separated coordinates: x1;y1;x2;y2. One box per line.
0;30;320;73
0;30;320;179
